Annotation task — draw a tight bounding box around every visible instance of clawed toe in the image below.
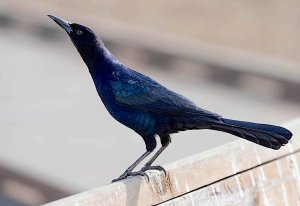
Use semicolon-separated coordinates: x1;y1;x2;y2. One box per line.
130;171;150;181
112;170;150;183
141;165;166;176
112;175;127;182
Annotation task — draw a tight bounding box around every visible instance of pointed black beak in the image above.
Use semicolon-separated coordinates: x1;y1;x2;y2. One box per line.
48;15;72;34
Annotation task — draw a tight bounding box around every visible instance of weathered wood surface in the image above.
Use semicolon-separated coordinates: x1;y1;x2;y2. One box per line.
43;118;300;206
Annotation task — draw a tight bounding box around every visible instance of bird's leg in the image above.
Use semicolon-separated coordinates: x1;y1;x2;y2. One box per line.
140;146;167;174
112;150;151;182
140;134;171;175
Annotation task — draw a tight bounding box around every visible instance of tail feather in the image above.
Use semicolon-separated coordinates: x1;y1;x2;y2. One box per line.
211;118;292;150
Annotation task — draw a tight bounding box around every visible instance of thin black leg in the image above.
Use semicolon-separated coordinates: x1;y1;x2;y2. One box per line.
144;146;167;167
140;146;168;175
112;150;151;182
140;134;171;174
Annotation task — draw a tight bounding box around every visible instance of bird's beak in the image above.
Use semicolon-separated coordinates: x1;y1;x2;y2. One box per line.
48;15;73;34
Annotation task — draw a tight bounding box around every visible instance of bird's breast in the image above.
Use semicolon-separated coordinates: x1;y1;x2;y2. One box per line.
91;72;157;135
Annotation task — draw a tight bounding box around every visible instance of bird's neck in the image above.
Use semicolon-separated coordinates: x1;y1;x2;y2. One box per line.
83;40;120;98
80;38;118;74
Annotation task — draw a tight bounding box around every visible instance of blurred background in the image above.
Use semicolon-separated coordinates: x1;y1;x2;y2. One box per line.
1;0;300;205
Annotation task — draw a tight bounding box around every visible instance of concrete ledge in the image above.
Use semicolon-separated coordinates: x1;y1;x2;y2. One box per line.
42;118;300;206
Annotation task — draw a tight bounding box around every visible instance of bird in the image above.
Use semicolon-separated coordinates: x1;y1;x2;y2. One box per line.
48;15;293;182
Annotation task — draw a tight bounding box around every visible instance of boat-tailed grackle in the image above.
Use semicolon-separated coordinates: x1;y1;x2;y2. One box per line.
48;15;293;182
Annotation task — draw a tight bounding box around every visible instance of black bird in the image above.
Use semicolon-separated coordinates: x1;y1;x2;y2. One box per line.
48;15;293;182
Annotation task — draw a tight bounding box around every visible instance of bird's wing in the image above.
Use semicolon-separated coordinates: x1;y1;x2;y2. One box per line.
109;70;220;118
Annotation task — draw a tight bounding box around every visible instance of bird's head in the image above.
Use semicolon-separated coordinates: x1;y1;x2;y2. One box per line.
48;15;107;70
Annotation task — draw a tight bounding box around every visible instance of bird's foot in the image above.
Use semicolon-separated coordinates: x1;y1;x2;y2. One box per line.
130;171;150;182
141;165;166;176
112;170;149;183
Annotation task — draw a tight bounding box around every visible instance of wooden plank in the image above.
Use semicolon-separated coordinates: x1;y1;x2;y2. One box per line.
43;118;300;206
161;152;300;206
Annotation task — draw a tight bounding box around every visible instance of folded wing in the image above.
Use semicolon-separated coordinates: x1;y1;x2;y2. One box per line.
110;70;220;119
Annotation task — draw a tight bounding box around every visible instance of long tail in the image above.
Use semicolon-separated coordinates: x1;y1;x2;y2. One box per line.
211;118;293;150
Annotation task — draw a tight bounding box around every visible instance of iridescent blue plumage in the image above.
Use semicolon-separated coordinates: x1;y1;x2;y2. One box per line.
49;15;293;182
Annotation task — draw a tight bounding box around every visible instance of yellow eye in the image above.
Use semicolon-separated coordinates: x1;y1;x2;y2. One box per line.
75;30;83;35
